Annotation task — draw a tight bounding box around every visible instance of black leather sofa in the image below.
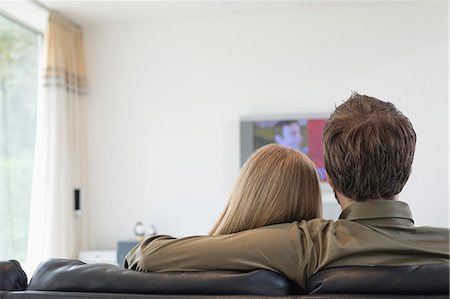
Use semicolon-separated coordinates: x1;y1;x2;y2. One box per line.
1;259;449;298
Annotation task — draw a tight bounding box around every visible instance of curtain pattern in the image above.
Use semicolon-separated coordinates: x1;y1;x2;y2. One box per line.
27;14;87;269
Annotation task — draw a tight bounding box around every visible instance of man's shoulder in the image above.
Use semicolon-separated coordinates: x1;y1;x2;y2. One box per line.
416;225;450;232
410;225;450;239
297;216;449;243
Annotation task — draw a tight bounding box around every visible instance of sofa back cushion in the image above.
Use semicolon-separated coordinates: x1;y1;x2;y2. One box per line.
0;260;28;291
27;259;300;295
308;264;450;295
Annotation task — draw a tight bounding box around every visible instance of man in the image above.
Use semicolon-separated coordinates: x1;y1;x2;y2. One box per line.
125;93;449;289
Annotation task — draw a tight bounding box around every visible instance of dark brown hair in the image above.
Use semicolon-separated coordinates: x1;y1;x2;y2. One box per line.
323;92;416;201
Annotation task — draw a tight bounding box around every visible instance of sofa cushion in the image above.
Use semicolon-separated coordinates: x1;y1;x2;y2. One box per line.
307;264;450;294
27;259;300;295
0;260;28;291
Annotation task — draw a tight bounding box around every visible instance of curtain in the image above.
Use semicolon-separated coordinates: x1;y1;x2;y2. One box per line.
27;14;87;269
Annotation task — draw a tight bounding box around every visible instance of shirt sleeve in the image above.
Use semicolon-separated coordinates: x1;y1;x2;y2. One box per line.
124;221;308;287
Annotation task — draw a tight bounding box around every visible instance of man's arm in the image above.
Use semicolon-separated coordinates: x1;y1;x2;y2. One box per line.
124;222;308;286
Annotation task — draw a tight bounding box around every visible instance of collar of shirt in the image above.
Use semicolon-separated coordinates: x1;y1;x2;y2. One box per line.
339;200;414;224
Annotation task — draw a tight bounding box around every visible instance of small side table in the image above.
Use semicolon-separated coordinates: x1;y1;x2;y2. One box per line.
117;240;139;266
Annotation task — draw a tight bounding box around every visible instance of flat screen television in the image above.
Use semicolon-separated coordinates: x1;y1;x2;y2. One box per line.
240;114;328;183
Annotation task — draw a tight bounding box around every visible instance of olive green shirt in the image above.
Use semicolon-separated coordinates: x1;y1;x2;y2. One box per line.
125;200;449;289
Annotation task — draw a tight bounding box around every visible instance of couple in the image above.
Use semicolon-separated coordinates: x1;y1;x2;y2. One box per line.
125;93;449;289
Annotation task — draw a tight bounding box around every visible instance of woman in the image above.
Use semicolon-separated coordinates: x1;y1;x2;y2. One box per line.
124;143;322;272
209;143;322;236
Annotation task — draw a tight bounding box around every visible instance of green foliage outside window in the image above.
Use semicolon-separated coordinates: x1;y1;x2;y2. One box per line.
0;14;39;261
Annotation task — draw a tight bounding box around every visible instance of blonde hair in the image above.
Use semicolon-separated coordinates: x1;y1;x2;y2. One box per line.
210;144;322;236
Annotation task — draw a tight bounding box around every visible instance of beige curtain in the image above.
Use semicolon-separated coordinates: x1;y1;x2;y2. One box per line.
27;14;88;270
44;14;87;94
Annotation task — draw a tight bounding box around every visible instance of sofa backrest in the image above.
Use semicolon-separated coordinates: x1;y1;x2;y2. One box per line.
0;260;28;291
26;259;300;295
307;264;450;295
5;259;449;296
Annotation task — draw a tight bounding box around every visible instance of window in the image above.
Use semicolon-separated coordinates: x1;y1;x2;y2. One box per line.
0;14;40;261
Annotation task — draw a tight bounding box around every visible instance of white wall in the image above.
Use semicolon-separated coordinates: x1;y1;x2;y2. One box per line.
83;1;448;250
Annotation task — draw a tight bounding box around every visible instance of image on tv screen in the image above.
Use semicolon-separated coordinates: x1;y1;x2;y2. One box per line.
252;118;327;181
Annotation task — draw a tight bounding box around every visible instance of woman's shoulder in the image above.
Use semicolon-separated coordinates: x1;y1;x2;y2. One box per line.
255;219;336;235
297;218;337;235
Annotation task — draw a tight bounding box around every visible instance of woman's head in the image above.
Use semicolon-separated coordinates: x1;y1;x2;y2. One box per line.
210;143;322;235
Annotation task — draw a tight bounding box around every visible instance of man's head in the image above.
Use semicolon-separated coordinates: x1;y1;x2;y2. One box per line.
274;120;304;151
323;92;416;202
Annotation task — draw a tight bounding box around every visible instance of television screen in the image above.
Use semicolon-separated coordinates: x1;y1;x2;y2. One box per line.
240;116;327;182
